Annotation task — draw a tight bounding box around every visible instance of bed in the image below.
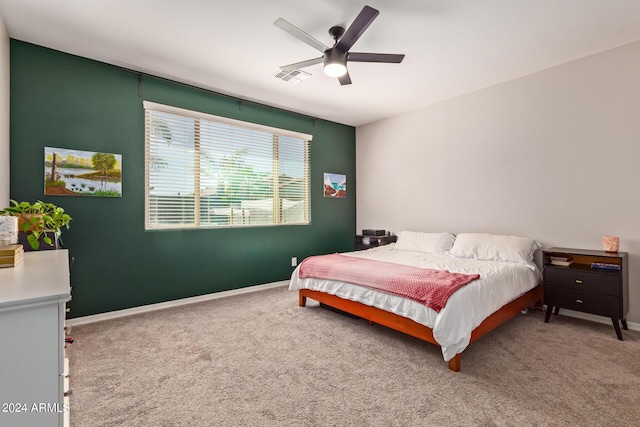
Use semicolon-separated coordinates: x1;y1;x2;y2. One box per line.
289;232;543;372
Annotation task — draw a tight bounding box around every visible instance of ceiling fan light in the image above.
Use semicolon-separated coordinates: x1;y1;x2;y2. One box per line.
323;48;348;77
324;62;347;77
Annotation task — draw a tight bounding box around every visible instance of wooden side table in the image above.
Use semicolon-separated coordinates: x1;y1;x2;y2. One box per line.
543;247;629;340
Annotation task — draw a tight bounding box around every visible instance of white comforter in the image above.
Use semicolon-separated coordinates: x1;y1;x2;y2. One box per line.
289;244;541;361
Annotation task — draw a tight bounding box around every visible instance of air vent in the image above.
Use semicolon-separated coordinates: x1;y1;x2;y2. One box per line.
273;69;311;84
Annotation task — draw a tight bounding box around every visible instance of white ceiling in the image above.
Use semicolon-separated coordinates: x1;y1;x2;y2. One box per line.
1;0;639;127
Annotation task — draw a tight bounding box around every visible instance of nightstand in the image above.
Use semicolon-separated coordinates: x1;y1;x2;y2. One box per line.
543;247;629;340
354;234;397;251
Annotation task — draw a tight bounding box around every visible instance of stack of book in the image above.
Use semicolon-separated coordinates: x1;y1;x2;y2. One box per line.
591;262;621;271
362;229;386;236
550;255;574;266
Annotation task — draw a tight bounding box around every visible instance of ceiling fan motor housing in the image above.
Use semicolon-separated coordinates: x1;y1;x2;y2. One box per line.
329;26;346;41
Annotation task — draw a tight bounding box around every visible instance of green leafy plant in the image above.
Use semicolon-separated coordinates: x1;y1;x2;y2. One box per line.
0;200;72;250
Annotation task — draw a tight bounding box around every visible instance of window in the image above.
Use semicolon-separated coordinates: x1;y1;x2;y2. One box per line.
144;101;312;229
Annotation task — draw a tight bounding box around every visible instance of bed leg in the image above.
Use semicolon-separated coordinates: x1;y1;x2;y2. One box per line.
368;320;373;326
448;354;461;372
299;294;307;307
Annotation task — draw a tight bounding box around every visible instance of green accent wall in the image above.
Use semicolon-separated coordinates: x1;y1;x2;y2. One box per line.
9;40;356;318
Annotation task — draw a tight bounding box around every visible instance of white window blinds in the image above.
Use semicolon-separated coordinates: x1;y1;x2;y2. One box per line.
144;101;312;229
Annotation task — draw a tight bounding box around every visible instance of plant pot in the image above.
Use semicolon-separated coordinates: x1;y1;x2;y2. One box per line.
17;214;44;232
18;231;59;252
0;215;19;245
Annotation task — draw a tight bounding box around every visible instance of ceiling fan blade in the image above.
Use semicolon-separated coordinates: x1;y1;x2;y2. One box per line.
338;72;352;86
274;18;329;53
348;52;405;63
335;5;379;52
280;57;323;72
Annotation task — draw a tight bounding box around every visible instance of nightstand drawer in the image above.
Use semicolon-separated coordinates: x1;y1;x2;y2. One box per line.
544;288;621;318
543;268;619;296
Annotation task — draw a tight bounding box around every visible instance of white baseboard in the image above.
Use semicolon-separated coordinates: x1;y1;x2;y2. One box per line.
555;308;640;332
66;281;289;326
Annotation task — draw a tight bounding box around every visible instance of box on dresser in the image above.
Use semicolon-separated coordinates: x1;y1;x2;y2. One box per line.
0;244;24;268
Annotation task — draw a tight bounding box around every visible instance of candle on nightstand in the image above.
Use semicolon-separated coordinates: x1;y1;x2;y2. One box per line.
602;236;620;253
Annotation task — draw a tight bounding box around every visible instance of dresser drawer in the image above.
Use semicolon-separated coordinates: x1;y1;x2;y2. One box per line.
544;267;620;296
544;287;621;318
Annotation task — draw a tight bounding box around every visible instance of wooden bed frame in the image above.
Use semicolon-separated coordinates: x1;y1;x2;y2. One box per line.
299;285;543;372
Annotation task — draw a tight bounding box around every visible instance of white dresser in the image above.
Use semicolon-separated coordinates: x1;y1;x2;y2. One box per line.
0;250;71;427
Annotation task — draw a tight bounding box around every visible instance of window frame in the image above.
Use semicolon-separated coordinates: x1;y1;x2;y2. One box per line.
143;101;312;230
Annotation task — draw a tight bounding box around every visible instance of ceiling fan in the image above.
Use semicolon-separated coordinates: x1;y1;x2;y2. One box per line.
274;5;405;85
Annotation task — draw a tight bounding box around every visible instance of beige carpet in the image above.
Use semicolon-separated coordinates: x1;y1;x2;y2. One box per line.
67;285;640;426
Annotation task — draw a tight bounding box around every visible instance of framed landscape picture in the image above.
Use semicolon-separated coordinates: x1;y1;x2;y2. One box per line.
323;173;346;198
44;147;122;197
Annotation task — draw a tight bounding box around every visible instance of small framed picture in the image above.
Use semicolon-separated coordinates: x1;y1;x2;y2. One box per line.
323;173;346;198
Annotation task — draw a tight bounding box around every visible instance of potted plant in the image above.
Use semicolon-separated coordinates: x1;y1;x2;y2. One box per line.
0;200;72;250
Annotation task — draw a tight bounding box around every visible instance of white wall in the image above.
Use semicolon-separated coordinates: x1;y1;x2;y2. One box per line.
356;40;640;323
0;13;9;206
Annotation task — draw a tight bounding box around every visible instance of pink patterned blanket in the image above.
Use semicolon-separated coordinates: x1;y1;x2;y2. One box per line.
298;253;480;312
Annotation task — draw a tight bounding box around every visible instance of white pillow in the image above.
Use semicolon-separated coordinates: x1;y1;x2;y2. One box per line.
394;231;456;254
449;233;541;264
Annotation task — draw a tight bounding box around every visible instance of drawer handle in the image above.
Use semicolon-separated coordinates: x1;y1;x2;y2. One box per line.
576;299;584;304
575;280;583;284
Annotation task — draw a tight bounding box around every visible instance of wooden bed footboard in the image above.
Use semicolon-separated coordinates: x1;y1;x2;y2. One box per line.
298;285;543;372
